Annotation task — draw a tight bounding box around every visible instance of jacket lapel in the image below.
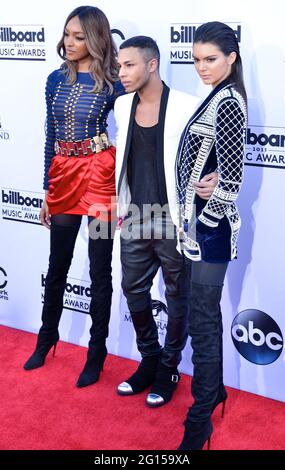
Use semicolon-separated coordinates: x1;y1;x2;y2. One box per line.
118;93;139;195
156;82;170;205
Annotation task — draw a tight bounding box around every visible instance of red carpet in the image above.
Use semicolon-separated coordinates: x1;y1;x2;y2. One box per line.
0;325;284;450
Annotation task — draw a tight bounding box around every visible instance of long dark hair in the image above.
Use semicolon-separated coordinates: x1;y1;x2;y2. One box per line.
57;6;118;93
194;21;247;103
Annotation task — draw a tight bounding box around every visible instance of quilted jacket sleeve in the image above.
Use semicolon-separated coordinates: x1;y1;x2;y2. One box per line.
197;96;246;229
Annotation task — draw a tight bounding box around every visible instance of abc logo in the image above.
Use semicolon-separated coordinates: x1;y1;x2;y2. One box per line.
231;309;283;365
0;267;8;289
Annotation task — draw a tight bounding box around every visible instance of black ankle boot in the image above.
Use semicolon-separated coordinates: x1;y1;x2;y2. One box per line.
76;345;107;388
23;334;59;370
117;354;160;395
146;365;180;407
177;418;213;450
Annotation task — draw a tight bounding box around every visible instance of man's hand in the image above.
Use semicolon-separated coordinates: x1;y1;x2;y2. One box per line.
193;172;218;200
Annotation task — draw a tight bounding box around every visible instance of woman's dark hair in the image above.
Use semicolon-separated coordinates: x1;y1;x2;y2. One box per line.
57;6;118;93
194;21;247;103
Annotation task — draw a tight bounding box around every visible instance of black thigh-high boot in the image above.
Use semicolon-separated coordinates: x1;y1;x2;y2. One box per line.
76;226;114;387
213;310;228;416
117;298;162;395
178;282;223;450
24;221;80;370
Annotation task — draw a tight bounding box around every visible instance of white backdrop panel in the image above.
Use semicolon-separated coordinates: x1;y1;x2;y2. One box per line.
0;0;284;401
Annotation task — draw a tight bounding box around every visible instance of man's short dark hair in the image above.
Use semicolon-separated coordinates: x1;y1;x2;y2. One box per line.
119;35;160;65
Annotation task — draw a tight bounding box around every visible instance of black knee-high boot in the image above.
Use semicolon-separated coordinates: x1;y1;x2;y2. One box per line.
178;282;223;450
76;233;114;387
117;300;162;395
24;222;79;370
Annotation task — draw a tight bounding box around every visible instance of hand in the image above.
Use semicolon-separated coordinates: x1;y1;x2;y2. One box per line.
193;172;218;200
40;196;51;229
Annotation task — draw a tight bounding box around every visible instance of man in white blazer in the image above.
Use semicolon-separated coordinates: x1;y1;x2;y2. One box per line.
114;36;217;408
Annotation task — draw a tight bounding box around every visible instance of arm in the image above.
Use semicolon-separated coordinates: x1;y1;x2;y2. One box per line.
41;73;56;229
196;97;246;231
40;190;50;229
43;74;56;191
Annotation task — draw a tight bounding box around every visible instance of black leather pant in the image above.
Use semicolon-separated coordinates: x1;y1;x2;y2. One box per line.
120;213;189;368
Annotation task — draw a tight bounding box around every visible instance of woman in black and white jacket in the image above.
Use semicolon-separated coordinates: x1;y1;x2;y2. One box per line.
176;22;247;450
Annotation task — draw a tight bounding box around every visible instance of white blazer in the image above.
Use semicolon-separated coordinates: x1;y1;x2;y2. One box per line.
114;86;200;228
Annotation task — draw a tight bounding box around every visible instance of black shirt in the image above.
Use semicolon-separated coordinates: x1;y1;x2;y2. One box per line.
127;120;162;207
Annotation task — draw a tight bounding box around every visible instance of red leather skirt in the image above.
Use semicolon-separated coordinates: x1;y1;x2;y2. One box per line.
46;146;116;220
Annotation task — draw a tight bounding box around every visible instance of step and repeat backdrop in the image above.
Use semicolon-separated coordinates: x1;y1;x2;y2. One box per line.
1;0;284;401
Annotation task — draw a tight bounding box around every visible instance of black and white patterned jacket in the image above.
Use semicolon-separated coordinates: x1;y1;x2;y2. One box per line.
176;81;247;262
